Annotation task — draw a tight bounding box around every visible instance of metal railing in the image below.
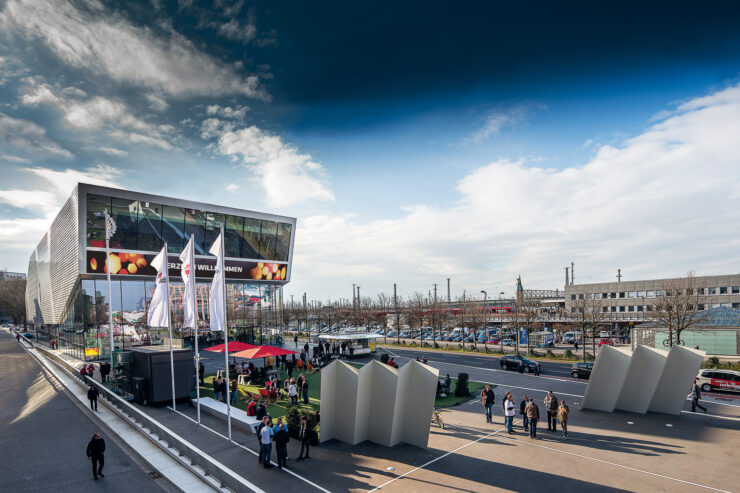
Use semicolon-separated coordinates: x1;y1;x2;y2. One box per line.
20;335;263;493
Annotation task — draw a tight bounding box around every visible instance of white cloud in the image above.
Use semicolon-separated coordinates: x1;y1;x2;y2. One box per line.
98;147;128;157
0;154;30;163
0;113;72;158
145;93;169;112
217;16;257;44
214;125;335;208
465;104;539;144
206;104;249;120
20;82;174;150
226;183;240;192
288;83;740;299
1;0;269;100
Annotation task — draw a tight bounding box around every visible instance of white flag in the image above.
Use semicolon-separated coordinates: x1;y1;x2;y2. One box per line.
209;232;225;332
179;236;196;329
147;245;170;327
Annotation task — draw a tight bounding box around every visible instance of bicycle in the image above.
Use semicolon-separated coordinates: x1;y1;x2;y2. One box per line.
431;409;445;429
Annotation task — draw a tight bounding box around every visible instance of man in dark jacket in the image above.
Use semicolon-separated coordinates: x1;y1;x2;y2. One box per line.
198;361;205;386
99;362;110;383
302;378;309;404
296;416;311;460
481;385;495;423
255;403;267;421
274;423;290;469
544;391;559;431
87;385;99;411
520;395;529;431
692;383;708;413
86;433;106;479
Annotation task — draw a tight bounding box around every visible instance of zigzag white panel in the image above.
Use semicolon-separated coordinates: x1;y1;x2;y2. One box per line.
648;345;705;415
320;359;438;448
581;346;632;412
616;345;668;414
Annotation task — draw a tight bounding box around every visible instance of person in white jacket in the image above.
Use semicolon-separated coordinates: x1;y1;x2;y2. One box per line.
505;394;516;434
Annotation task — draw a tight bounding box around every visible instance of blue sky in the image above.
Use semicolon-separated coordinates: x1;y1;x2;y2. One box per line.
1;0;740;301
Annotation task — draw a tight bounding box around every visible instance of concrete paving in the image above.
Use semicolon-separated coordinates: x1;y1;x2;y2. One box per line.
0;331;168;493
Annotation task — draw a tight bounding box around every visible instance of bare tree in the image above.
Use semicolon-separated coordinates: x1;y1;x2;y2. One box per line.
519;294;542;354
407;292;426;342
572;294;605;360
0;278;26;325
652;272;707;348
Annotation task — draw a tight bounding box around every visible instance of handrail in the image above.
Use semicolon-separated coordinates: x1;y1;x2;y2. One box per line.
25;339;263;493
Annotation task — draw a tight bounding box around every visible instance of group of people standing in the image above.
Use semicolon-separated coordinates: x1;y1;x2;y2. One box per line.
482;387;570;440
256;415;312;470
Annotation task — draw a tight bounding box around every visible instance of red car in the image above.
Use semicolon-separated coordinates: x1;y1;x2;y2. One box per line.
598;338;614;346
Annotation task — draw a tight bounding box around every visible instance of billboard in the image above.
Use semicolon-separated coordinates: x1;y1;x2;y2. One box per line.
86;250;288;282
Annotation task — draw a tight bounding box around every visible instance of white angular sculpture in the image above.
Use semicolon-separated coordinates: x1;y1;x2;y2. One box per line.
581;346;633;412
583;344;705;416
616;345;668;414
320;359;439;448
649;345;705;415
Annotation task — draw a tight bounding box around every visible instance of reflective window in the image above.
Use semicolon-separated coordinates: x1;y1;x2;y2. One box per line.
619;292;625;298
637;291;645;297
259;220;277;259
184;209;207;255
86;194;111;247
224;215;243;258
204;212;224;254
628;291;637;298
646;290;655;298
81;280;97;325
162;206;186;253
733;286;740;294
720;287;728;295
275;222;292;262
137;201;163;252
241;218;261;258
110;198;139;250
708;287;717;295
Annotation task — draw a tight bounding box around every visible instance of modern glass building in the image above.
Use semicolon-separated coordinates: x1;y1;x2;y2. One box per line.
26;183;296;361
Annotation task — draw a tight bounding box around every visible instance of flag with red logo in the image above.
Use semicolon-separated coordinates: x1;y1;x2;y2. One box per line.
147;245;170;327
179;236;196;329
209;232;225;332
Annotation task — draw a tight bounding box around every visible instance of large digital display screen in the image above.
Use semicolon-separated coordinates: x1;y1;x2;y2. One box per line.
86;250;288;282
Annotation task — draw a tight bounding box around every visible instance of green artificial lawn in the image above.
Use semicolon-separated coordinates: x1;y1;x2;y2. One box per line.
199;368;321;421
199;363;483;420
434;379;486;408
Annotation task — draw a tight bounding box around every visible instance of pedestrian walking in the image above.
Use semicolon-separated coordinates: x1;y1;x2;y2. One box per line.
294;335;298;348
198;361;205;386
289;379;298;405
574;341;579;351
296;415;311;460
692;383;708;413
302;377;310;404
505;394;516;433
86;433;106;480
259;417;274;468
520;395;529;431
481;384;495;423
274;423;290;469
544;391;559;431
558;401;570;439
87;385;99;411
100;362;111;383
87;364;96;380
525;399;540;439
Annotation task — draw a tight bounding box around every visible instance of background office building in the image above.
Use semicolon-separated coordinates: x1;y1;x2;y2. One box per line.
565;274;740;322
25;183;296;361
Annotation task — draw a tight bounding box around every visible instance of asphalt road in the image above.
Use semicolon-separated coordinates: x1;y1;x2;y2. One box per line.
0;331;166;493
376;345;740;419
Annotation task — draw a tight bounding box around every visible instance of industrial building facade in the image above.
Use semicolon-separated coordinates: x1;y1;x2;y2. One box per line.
26;183;295;361
564;274;740;321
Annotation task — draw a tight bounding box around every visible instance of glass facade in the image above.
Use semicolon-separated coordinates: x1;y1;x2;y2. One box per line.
86;193;292;262
48;278;284;361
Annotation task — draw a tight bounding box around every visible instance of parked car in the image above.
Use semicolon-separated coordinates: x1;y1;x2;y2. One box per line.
695;369;740;393
500;354;541;373
501;338;515;346
570;361;594;379
486;339;500;345
598;338;613;347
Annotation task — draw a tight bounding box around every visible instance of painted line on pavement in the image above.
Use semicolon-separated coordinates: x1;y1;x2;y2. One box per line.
170;408;332;493
680;410;740;421
497;431;731;493
367;423;511;492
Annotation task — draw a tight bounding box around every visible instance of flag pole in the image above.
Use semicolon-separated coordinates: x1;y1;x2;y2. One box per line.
191;234;201;426
165;241;176;412
220;224;232;440
104;209;115;374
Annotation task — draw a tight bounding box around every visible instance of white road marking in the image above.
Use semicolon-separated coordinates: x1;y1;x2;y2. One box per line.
681;410;740;421
170;408;332;493
367;424;510;492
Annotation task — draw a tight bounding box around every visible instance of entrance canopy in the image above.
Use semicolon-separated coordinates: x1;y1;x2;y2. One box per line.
203;341;258;353
231;345;297;359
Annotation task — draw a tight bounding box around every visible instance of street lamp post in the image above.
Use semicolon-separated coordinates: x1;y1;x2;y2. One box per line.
103;209;116;374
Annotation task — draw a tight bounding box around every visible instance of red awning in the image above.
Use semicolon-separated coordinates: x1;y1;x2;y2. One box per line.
203;342;258;353
230;345;298;359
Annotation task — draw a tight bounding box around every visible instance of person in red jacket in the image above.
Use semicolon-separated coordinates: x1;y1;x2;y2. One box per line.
246;399;257;417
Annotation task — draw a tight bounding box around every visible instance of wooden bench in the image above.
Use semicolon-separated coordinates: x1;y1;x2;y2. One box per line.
191;397;260;433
